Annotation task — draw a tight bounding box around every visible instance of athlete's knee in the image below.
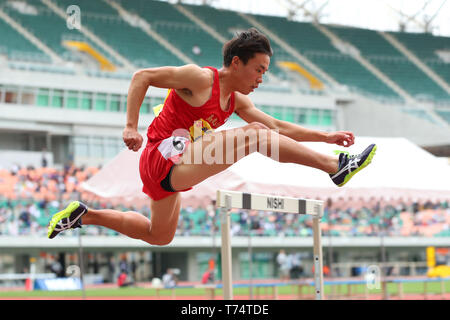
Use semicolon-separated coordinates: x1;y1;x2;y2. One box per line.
245;122;270;131
243;122;273;146
242;122;271;142
147;224;176;246
149;235;174;246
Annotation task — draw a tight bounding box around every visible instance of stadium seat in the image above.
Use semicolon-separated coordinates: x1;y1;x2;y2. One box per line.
390;31;450;85
0;7;50;63
0;163;449;238
251;14;402;100
115;0;223;68
53;0;184;68
328;25;450;102
2;1;117;65
180;4;299;79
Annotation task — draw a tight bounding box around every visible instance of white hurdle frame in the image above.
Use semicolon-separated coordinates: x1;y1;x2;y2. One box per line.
216;189;325;300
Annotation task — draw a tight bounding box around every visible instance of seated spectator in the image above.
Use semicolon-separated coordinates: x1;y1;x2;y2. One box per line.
117;272;134;287
0;165;449;238
201;267;215;284
162;269;178;288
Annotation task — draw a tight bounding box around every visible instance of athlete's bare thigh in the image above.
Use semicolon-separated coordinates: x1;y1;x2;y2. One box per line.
148;192;181;245
171;122;272;191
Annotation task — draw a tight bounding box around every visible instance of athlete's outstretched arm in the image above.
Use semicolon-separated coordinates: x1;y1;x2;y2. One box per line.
131;64;211;91
233;92;354;147
123;64;211;151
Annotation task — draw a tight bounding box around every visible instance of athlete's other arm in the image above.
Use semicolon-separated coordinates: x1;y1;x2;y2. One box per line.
123;64;211;151
234;92;355;147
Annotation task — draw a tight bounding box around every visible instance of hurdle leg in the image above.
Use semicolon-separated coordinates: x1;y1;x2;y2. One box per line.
220;195;233;300
364;283;369;300
296;284;302;299
216;190;324;300
382;281;388;300
423;281;428;299
312;217;324;300
205;288;215;300
398;282;404;299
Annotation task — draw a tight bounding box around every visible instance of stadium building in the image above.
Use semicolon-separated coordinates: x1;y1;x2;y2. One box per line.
0;0;449;285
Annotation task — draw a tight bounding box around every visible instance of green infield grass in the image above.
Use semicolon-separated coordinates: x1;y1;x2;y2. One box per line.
0;280;449;298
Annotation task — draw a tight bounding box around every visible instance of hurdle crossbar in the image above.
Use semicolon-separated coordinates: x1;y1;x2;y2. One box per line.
216;190;325;300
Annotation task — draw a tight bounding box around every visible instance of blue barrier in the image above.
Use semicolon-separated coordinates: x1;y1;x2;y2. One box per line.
388;277;450;283
34;277;82;291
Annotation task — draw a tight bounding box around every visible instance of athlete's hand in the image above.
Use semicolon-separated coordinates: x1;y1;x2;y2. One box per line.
325;131;355;147
123;127;143;152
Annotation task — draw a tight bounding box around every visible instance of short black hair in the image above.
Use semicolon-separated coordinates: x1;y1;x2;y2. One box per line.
222;28;273;67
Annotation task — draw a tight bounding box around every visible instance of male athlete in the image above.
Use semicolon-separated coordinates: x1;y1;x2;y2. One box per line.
48;28;376;245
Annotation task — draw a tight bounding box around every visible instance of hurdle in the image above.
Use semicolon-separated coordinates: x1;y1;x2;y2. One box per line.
216;189;325;300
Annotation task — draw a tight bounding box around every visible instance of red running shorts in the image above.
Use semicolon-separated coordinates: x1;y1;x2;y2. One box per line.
139;136;192;201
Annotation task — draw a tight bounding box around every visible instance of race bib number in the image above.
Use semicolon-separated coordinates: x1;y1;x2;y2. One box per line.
157;136;190;164
189;119;213;142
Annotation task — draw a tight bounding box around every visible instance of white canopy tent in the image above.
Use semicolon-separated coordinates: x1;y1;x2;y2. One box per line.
81;136;450;208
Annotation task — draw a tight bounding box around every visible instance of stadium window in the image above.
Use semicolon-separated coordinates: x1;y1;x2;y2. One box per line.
90;136;104;159
110;94;121;112
37;88;49;106
74;136;89;158
105;93;111;111
121;95;127;112
151;97;165;107
81;92;92;110
238;252;253;279
284;107;295;123
117;138;124;152
20;87;35;105
321;110;333;127
66;90;79;109
141;97;151;114
105;137;119;158
4;86;18;104
271;106;283;121
257;105;270;115
308;109;320;126
94;93;107;111
296;109;307;124
51;89;63;108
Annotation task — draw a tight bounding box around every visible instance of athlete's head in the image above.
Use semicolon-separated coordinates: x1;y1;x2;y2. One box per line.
223;28;272;95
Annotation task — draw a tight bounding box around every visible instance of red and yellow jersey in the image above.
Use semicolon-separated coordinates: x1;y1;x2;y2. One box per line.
146;66;235;144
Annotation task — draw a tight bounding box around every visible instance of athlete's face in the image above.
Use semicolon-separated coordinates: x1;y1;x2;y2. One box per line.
234;53;270;95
